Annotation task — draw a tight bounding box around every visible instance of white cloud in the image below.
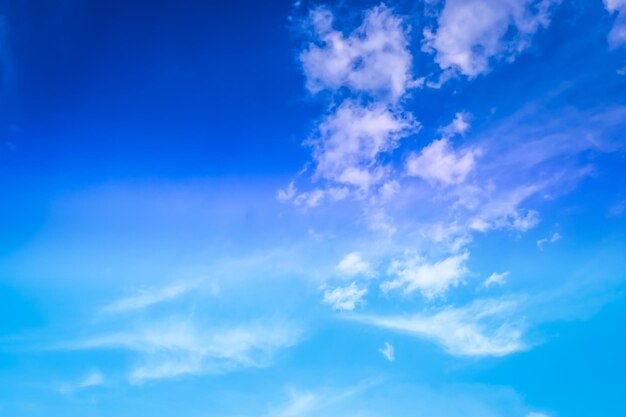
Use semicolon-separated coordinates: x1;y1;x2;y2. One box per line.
423;0;559;77
65;319;302;383
336;251;373;277
526;412;550;417
350;298;526;357
537;231;561;250
466;184;544;233
323;282;367;311
277;182;297;202
102;281;201;313
270;391;318;417
381;252;469;299
58;370;104;394
605;0;626;47
301;4;414;101
378;342;395;362
483;271;509;288
266;381;376;417
441;111;472;137
405;139;480;185
309;100;416;191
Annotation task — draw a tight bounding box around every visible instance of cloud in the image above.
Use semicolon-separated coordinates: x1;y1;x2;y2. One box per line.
64;319;302;383
423;0;559;77
58;370;104;394
323;282;367;311
378;342;395;362
269;391;318;417
466;185;544;233
289;4;420;202
349;298;526;357
604;0;626;47
405;138;480;185
300;4;414;101
277;182;297;202
381;252;469;299
102;281;203;313
526;413;550;417
483;272;509;288
536;231;561;250
336;251;373;277
308;99;417;191
266;380;378;417
441;112;472;137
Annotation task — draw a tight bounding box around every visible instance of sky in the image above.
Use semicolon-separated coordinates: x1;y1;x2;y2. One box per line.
0;0;625;416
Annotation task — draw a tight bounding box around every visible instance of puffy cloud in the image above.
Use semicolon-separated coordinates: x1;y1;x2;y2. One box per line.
405;138;480;185
441;111;472;137
483;271;509;288
323;282;367;311
604;0;626;47
336;251;373;277
309;100;417;190
350;298;526;357
381;252;469;299
423;0;559;77
378;342;395;362
301;5;414;101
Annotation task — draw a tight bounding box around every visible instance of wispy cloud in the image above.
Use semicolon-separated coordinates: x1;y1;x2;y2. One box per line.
266;380;379;417
537;232;561;250
378;342;395;362
102;281;205;313
349;298;526;357
62;318;302;383
483;272;510;288
57;370;104;394
604;0;626;47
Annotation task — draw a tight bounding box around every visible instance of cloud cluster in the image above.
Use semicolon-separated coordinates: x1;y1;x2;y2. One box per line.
309;100;416;191
282;5;421;205
382;252;469;299
323;282;368;311
301;5;415;101
287;1;626;361
423;0;559;77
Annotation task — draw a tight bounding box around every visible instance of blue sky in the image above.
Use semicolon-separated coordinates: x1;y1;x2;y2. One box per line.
1;0;626;416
